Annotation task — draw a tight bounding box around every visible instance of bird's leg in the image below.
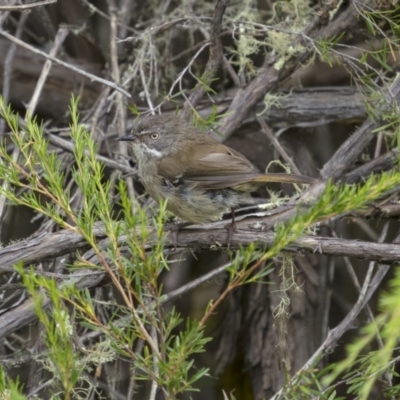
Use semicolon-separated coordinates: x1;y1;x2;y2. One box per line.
164;221;192;250
224;208;237;247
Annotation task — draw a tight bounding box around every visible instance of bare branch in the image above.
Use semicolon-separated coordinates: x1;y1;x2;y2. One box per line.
321;75;400;179
26;26;69;116
2;222;400;276
1;225;399;341
218;1;363;139
0;12;27;135
0;29;131;98
161;261;232;304
257;117;301;175
0;266;105;340
0;23;68;234
180;0;229;120
254;87;367;128
0;0;57;11
46;132;136;175
344;149;399;184
107;0;137;204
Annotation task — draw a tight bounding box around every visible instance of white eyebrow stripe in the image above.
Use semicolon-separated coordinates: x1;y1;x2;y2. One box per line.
144;147;162;158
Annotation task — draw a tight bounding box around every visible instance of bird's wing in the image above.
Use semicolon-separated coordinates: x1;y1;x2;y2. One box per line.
182;151;263;190
157;141;314;191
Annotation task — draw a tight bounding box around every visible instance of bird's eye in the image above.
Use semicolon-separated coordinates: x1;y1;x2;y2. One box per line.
150;133;159;140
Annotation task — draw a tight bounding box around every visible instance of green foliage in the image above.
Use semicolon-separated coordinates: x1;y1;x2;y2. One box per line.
2;88;400;398
325;265;400;400
2;0;400;398
316;33;345;67
0;368;27;400
270;365;345;400
0;97;211;398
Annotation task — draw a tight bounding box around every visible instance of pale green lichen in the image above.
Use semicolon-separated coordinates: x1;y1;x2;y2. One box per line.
257;91;289;117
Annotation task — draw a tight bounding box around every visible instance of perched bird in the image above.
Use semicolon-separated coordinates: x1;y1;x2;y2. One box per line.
117;114;315;224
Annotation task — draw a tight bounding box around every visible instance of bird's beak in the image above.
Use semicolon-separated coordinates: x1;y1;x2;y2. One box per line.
116;134;137;142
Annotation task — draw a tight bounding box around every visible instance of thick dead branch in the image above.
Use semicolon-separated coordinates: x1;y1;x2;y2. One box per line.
0;223;399;340
296;74;400;212
344;149;399;184
0;266;105;339
322;76;400;179
125;86;380;131
255;87;368;128
218;1;365;139
0;38;375;126
1;223;400;276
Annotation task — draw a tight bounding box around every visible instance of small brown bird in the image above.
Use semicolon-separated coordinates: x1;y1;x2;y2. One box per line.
117;114;315;224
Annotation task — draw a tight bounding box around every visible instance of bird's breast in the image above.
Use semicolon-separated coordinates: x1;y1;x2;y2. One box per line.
136;157;243;223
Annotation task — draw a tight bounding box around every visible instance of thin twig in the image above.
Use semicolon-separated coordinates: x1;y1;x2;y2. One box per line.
149;327;159;400
46;132;136;175
222;54;242;87
108;2;129;135
118;17;207;43
328;222;389;348
154;41;211;112
0;265;103;278
0;10;10;29
0;12;28;136
1;27;68;231
126;339;144;399
0;29;131;98
139;40;155;113
107;0;137;205
161;261;232;304
80;0;137;35
26;26;69;116
257;118;302;175
333;226;386;355
374;131;383;159
357;222;393;389
89;87;111;138
180;0;229;120
351;217;380;241
0;0;57;11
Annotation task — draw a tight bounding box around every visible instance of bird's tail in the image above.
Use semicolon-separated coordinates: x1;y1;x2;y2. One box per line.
253;173;316;185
